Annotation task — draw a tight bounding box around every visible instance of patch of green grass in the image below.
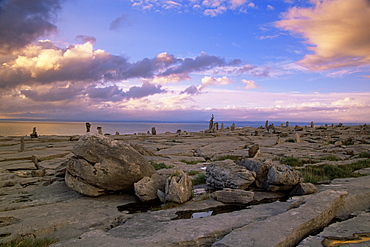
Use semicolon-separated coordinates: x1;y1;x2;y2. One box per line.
186;170;201;176
180;159;202;165
149;161;173;170
359;151;370;158
214;155;242;162
0;237;57;247
192;173;206;185
167;140;183;143
279;157;307;167
300;159;370;184
342;137;354;145
322;155;341;161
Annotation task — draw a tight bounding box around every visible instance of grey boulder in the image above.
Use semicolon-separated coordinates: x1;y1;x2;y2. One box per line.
206;159;256;190
65;134;156;196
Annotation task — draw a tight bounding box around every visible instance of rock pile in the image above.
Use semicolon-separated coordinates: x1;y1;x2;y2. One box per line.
205;158;308;204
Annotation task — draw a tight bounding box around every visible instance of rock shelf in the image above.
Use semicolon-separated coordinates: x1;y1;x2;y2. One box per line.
0;124;369;246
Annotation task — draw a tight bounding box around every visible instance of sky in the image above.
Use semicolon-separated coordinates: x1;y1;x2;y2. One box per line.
0;0;369;123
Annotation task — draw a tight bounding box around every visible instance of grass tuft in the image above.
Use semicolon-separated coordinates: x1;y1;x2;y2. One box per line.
300;159;370;184
0;237;57;247
322;155;341;161
359;151;370;158
150;161;173;170
214;155;242;162
192;173;206;185
186;170;201;176
279;157;307;167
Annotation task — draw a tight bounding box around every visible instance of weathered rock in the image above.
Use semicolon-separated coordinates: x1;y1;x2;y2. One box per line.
206;159;255;190
162;170;193;204
212;190;349;247
65;134;156;196
295;132;301;143
295;125;303;131
51;200;291;247
265;164;304;191
248;144;259;158
134;173;166;202
298;211;370;246
237;159;303;191
237;159;273;189
212;188;254;204
290;183;317;196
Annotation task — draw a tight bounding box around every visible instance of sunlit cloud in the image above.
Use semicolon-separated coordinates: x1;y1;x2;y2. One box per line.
201;76;233;87
276;0;370;71
241;79;257;89
130;0;252;16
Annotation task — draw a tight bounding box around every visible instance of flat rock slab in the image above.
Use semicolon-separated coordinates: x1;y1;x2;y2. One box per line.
316;176;370;218
51;200;292;247
0;181;135;244
0;161;36;171
212;190;348;247
298;211;370;247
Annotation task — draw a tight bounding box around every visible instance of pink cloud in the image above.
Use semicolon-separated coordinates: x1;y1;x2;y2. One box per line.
276;0;370;71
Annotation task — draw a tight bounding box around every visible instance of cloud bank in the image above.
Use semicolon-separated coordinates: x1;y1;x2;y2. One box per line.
130;0;253;16
276;0;370;71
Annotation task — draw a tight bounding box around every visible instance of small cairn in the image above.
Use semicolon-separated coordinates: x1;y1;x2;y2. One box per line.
30;127;38;138
209;114;214;131
97;127;103;135
86;122;91;132
20;137;25;152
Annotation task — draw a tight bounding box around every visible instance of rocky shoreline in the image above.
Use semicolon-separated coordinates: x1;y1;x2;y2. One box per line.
0;123;369;246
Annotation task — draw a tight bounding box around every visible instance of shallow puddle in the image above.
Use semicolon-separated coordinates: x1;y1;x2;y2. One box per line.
171;204;250;220
117;201;162;213
322;232;370;247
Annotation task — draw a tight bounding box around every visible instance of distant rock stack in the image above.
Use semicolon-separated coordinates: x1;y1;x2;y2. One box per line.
86;122;91;132
209;114;214;131
30;127;38;138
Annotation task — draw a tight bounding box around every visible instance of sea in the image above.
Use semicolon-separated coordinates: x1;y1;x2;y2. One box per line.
0;120;365;137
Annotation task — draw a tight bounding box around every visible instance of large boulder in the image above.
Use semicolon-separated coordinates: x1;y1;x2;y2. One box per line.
65;134;156;196
206;159;256;190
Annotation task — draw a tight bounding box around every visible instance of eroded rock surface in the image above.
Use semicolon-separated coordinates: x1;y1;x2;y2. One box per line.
206;159;255;189
65;134;156;196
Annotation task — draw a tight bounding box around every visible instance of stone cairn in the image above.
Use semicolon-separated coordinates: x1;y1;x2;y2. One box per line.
86;122;91;132
97;127;103;135
209;114;214;131
30;127;38;138
151;127;157;135
20;137;25;152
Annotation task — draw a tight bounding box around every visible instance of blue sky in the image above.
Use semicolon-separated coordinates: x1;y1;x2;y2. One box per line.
0;0;369;123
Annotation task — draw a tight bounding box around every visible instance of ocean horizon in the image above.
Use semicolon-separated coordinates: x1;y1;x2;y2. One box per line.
0;120;366;137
